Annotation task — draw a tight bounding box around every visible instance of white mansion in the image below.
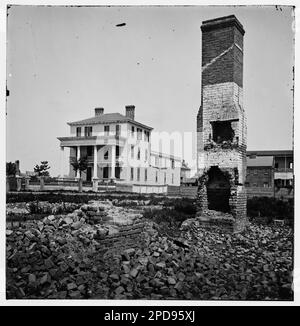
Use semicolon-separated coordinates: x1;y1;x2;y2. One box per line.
58;106;181;189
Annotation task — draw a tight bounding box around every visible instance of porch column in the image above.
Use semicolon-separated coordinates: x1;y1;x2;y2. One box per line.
92;145;99;192
111;144;116;179
76;146;80;179
59;146;64;179
16;176;22;192
93;145;98;178
24;176;30;190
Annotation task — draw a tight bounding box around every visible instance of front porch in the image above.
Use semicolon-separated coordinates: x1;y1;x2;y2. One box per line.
58;141;126;182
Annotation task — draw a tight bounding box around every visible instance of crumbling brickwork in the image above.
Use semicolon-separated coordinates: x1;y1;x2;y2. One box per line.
196;15;247;232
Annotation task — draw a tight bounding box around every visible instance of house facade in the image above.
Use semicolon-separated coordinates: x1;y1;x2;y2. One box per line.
58;106;181;189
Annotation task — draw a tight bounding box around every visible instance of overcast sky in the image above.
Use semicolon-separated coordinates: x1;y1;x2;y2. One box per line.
6;5;294;176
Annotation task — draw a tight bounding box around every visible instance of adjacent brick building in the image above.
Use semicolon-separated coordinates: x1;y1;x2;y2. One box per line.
245;150;294;198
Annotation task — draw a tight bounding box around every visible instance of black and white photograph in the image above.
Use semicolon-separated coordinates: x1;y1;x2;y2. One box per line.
3;1;297;305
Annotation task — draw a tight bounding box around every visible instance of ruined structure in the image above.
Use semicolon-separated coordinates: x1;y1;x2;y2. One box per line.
196;15;247;232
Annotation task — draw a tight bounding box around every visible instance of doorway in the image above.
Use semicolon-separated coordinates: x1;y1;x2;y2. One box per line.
86;167;92;182
103;166;109;179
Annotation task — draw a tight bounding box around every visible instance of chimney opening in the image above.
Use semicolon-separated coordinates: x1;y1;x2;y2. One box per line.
211;120;235;144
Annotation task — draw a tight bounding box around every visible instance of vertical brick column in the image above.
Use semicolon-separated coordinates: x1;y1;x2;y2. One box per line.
196;15;247;232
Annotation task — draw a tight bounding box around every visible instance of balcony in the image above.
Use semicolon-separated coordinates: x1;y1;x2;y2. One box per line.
70;155;124;166
274;168;293;180
58;135;126;147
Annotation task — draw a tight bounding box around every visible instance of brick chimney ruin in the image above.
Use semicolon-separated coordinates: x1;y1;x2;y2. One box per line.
196;15;247;232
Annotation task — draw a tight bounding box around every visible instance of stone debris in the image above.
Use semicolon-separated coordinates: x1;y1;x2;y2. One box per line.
6;200;293;300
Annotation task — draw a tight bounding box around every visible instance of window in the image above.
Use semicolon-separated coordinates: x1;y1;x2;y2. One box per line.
137;128;142;140
104;125;110;136
171;159;175;169
145;131;150;142
104;150;108;160
137;148;140;160
145;149;148;161
76;127;81;137
131;145;134;159
131;126;135;137
116;124;120;136
84;126;92;137
87;146;93;157
145;168;147;181
155;156;159;167
172;174;174;184
164;172;166;184
130;168;134;181
289;162;293;169
116;146;120;158
155;171;158;183
263;182;269;188
275;162;279;169
137;168;140;181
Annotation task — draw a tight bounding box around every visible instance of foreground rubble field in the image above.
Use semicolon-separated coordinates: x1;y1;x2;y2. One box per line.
6;199;293;300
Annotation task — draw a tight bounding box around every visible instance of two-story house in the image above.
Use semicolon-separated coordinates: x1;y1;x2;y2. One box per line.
57;106;181;190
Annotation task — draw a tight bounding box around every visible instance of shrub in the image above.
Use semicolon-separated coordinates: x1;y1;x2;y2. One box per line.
247;197;294;224
173;198;196;215
143;206;194;227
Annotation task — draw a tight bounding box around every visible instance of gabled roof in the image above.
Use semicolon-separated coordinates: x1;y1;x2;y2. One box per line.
247;156;274;167
68;113;153;130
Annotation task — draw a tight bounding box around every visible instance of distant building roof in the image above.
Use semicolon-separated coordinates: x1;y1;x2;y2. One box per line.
150;151;181;161
182;177;198;184
247;156;274;167
68;113;153;130
181;160;191;171
25;171;36;176
247;150;293;157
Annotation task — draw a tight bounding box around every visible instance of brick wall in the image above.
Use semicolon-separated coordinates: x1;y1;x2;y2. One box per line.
95;222;146;254
246;166;274;187
201;16;244;87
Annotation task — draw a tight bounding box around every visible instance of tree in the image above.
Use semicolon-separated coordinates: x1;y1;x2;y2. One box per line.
34;161;50;176
70;157;88;178
6;162;16;176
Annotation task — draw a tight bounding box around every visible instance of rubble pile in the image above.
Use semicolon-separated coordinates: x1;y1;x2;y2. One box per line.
6;200;293;300
182;209;236;232
89;221;293;300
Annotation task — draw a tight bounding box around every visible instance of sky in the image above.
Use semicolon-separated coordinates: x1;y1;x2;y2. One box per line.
6;5;294;176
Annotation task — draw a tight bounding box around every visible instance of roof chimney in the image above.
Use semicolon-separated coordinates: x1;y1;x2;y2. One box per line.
95;107;104;116
125;105;135;120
